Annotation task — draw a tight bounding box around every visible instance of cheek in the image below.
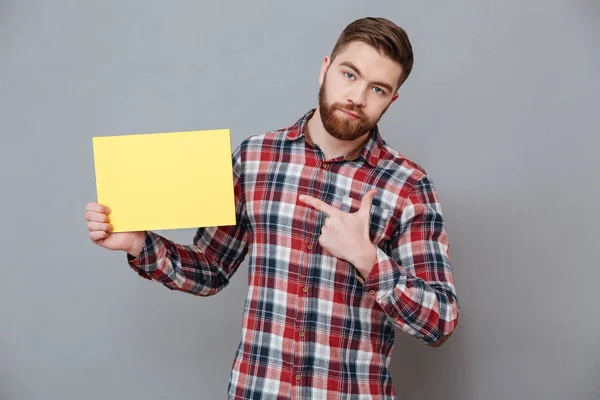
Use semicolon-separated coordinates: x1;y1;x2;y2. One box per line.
326;74;352;99
366;98;391;119
326;84;344;102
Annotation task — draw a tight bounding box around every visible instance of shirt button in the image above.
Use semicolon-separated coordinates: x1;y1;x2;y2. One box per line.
303;286;309;293
295;374;302;381
298;331;304;337
307;243;313;250
369;290;376;295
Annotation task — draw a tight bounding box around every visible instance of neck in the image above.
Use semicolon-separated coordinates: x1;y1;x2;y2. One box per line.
306;108;370;161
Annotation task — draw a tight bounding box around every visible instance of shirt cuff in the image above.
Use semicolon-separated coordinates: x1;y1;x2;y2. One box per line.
363;247;405;302
126;231;168;274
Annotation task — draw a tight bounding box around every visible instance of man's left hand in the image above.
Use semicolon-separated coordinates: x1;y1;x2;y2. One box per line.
298;189;378;278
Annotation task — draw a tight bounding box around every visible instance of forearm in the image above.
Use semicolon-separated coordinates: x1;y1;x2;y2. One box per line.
363;247;459;344
127;230;244;296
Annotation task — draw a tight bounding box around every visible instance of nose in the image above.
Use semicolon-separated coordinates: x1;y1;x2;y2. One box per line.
347;85;367;108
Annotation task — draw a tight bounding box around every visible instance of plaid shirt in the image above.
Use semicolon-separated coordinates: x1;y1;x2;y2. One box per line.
127;109;459;399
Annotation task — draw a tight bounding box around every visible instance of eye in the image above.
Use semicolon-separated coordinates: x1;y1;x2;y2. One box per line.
372;87;384;95
344;72;355;80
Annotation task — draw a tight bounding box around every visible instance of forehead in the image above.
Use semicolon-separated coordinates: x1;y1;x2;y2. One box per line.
332;41;402;87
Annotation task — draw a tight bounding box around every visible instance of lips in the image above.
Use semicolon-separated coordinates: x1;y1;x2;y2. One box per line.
336;108;361;119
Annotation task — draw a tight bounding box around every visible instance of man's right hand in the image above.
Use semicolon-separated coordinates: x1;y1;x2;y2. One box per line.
85;202;146;257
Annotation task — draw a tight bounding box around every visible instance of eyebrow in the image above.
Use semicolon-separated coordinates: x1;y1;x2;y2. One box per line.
338;61;395;93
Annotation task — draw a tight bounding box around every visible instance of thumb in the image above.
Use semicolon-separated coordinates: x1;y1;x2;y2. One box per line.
358;189;377;216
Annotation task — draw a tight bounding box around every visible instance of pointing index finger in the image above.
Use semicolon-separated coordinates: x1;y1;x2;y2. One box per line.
298;195;340;217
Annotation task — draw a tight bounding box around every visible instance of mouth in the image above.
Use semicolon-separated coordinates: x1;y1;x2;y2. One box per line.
336;108;361;120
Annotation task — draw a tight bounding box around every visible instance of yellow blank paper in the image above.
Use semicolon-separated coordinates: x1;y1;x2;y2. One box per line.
92;129;236;232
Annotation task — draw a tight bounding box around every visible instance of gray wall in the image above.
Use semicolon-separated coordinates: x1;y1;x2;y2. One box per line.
1;1;598;399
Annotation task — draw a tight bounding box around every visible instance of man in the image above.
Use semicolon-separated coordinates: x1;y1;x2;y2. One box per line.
85;17;459;399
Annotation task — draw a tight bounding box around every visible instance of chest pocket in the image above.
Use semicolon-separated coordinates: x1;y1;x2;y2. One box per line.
336;195;396;245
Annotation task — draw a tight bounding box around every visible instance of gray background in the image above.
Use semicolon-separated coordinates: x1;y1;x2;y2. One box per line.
1;0;598;399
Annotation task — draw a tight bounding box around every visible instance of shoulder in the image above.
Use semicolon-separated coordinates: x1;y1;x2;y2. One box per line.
234;128;292;155
376;143;445;217
243;129;289;150
376;140;433;191
234;109;314;157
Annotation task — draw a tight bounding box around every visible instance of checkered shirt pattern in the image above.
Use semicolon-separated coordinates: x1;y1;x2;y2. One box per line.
127;109;459;399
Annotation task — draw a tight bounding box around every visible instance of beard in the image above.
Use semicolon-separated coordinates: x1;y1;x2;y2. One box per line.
318;75;387;141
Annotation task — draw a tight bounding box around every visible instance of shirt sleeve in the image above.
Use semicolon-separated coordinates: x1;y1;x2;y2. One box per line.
363;175;459;344
126;144;252;296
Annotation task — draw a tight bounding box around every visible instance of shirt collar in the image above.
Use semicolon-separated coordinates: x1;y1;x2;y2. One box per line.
285;109;383;168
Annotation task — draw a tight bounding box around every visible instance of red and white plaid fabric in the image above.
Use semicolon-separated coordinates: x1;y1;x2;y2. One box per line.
128;109;459;399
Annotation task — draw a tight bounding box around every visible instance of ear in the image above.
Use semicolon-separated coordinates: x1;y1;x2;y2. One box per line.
318;56;330;86
390;92;399;104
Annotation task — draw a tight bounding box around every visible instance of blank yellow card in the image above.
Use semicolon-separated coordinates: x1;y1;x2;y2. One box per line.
92;129;236;232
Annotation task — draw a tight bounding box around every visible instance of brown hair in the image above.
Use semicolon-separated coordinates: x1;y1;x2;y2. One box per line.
330;17;414;90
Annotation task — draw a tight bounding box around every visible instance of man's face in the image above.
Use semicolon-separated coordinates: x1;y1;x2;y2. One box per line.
318;41;402;141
